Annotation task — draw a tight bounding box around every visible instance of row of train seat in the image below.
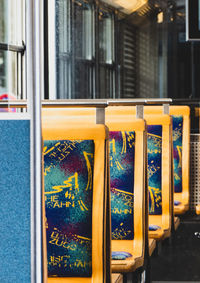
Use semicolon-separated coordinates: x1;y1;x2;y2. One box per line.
42;104;190;282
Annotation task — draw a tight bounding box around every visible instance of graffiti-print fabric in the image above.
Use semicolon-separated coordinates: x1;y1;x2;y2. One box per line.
109;131;135;240
147;125;162;215
44;140;94;277
172;115;183;193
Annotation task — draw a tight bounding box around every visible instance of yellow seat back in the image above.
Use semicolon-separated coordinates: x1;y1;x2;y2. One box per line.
42;112;110;283
105;115;146;272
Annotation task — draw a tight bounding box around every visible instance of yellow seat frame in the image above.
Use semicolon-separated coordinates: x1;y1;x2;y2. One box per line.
105;118;146;273
42;113;110;283
42;108;155;272
149;239;156;256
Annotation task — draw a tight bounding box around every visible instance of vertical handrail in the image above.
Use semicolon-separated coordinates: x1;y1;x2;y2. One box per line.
26;0;43;282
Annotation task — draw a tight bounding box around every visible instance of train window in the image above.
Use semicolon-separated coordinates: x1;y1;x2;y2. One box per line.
47;0;118;99
0;0;25;99
48;0;95;99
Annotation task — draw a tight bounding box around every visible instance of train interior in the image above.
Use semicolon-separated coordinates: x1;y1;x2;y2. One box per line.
1;0;200;282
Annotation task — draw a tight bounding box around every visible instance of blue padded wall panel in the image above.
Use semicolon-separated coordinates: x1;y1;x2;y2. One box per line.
109;131;135;240
147;125;162;215
0;120;31;283
44;140;94;277
172;115;183;193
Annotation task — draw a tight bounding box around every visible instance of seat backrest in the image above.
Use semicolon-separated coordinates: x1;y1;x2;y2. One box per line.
43;113;110;283
106;106;172;231
141;106;190;206
169;106;190;206
145;115;172;231
105;109;146;266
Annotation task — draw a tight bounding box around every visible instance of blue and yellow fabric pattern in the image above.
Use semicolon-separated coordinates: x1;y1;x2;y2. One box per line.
109;131;135;240
147;125;162;215
172;115;183;193
44;140;94;277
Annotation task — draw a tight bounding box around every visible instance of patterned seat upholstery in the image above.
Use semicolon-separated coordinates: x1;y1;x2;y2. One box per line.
44;140;94;277
109;130;135;241
147;125;162;216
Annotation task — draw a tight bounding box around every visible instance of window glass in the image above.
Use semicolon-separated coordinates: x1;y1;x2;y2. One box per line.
0;0;25;99
53;0;71;99
74;0;94;98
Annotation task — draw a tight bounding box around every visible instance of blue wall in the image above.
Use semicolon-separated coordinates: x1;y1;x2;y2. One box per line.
0;120;31;283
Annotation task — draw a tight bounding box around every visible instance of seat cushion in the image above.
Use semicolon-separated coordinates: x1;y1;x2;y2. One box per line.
149;224;161;231
112;251;132;260
174;200;181;206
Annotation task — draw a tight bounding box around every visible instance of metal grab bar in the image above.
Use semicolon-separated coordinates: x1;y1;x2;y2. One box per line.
108;98;147;106
145;98;172;104
0;42;26;54
42;99;108;108
107;98;172;106
0;99;108;108
0;98;173;108
0;97;177;124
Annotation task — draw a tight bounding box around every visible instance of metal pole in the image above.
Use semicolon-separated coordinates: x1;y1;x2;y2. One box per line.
0;98;175;108
27;0;43;282
0;99;108;108
33;0;43;281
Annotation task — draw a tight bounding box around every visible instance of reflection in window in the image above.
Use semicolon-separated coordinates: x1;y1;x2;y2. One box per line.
99;10;114;64
74;1;94;60
0;0;25;99
99;9;115;98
